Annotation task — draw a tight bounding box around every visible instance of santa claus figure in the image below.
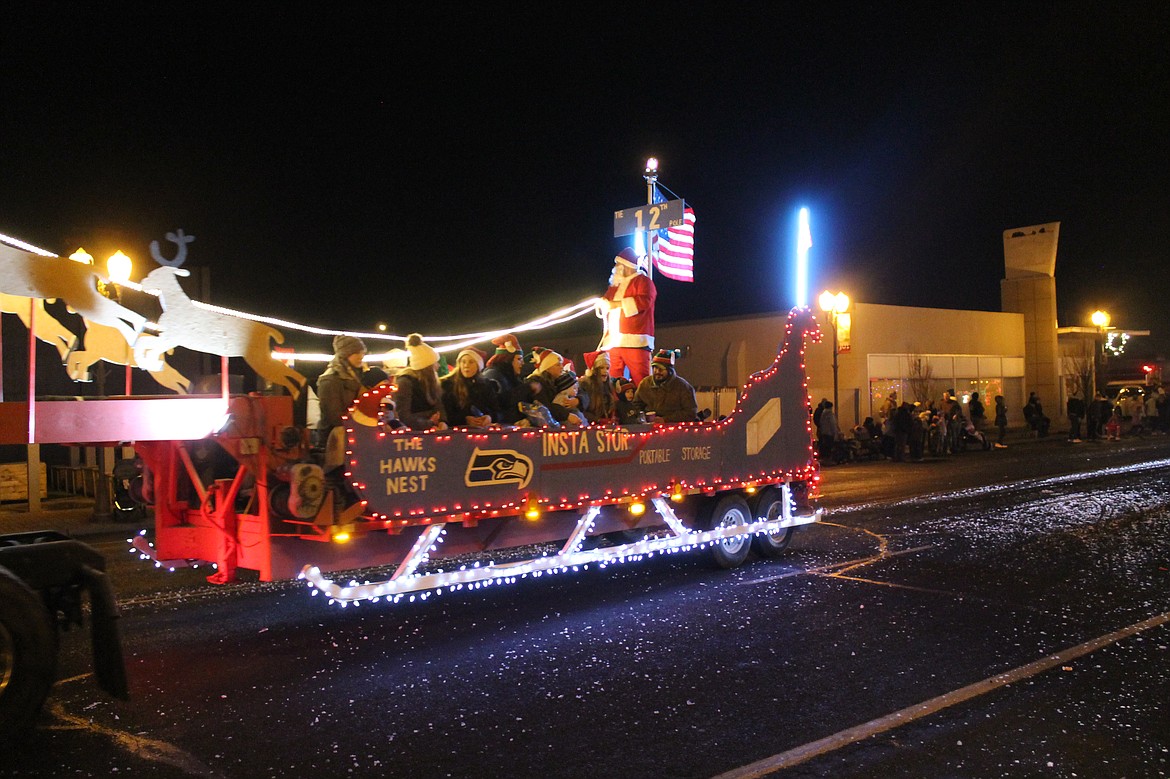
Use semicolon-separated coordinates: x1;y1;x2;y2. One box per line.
597;247;657;386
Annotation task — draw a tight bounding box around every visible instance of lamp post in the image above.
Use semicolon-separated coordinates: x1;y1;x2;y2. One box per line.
1091;309;1110;395
818;290;850;412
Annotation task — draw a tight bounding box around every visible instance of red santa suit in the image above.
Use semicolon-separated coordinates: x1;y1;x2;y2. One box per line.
599;249;656;386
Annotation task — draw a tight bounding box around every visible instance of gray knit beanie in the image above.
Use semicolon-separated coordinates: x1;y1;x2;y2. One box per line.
333;335;367;359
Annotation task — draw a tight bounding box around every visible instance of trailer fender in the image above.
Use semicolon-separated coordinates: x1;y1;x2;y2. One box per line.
77;565;129;700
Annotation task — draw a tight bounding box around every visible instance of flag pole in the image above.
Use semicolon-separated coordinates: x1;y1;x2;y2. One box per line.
643;158;657;280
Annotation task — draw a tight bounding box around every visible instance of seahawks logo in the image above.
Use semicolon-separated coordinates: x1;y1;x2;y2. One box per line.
465;448;533;489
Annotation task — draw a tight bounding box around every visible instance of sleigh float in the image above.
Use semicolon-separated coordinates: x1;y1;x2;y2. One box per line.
290;307;823;604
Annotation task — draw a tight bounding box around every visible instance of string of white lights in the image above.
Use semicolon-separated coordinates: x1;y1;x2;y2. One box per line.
299;508;822;606
0;231;601;360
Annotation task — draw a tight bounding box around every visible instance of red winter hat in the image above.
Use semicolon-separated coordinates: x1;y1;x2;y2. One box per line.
492;333;522;356
584;351;609;371
619;380;636;394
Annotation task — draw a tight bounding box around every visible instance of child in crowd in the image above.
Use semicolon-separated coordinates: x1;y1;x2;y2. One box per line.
1105;407;1123;441
552;370;588;426
615;380;645;425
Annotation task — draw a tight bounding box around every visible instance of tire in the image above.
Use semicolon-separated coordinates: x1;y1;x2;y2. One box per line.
750;487;794;559
705;494;753;569
0;569;57;739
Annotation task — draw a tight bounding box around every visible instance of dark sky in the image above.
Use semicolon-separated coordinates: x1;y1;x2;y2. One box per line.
2;4;1168;355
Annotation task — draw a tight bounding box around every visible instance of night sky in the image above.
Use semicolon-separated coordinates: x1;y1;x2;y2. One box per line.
2;5;1168;355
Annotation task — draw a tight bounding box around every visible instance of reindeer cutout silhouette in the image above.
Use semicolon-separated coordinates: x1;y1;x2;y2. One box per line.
68;323;191;394
0;242;146;344
136;231;305;397
0;292;78;359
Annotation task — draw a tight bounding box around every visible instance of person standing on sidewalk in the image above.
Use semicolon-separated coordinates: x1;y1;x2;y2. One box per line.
994;395;1008;448
969;391;986;433
1066;391;1085;443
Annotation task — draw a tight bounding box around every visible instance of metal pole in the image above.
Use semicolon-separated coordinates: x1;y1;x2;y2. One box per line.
643;166;657;281
27;298;41;512
831;312;840;412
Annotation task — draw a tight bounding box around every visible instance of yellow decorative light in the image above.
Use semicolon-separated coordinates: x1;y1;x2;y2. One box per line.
69;247;94;264
107;250;133;284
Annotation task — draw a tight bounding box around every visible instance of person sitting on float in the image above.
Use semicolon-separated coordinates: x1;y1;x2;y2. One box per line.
527;346;584;426
552;369;589;427
441;346;500;429
394;333;448;430
579;351;618;424
316;334;366;446
635;349;698;424
482;333;526;424
615;380;645;425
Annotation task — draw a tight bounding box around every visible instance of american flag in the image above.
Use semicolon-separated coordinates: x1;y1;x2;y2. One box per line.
650;190;695;282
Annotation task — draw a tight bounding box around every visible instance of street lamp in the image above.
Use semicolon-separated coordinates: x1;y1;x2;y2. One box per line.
1091;309;1110;394
107;250;132;284
107;250;134;396
818;290;850;411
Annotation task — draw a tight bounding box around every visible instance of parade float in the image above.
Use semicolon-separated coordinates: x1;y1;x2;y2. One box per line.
0;165;823;617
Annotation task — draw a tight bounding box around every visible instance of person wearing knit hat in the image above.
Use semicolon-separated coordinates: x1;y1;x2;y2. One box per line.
579;350;618;423
651;349;676;371
526;346;583;425
484;337;527;425
635;348;698;424
551;370;587;427
597;246;656;387
615;379;645;425
440;346;499;429
394;333;448;430
316;335;367;439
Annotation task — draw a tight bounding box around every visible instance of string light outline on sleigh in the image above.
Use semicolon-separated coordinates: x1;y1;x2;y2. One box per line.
299;308;823;607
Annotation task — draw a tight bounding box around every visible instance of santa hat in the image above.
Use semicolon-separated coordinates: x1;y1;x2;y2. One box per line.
531;346;563;374
455;346;486;371
332;334;366;360
492;333;522;356
405;333;439;370
614;247;640;270
553;370;578;394
583;351;609;373
651;349;677;369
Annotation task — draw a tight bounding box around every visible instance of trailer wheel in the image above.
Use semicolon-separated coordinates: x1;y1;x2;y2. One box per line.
0;568;57;738
750;487;794;559
706;494;753;569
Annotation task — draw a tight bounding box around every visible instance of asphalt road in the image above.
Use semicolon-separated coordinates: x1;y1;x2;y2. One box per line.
5;436;1170;778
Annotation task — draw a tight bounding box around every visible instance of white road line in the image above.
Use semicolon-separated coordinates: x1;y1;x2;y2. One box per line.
712;610;1170;779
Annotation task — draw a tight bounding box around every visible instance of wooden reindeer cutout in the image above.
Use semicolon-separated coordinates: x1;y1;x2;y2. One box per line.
0;292;78;359
0;242;146;344
68;323;191;394
137;230;305;397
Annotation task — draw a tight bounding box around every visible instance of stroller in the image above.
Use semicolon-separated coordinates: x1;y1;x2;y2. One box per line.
960;420;992;451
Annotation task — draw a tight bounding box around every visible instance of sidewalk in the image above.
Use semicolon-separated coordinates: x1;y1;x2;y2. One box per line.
0;496;142;538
